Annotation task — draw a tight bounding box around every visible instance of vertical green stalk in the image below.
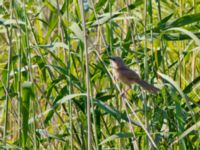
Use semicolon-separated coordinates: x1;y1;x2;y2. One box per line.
18;26;22;148
32;95;37;150
148;0;153;66
148;1;157;149
56;0;66;62
56;1;71;148
90;98;98;150
26;29;32;81
23;0;35;148
143;0;149;149
191;0;195;80
79;0;91;149
109;0;120;148
3;0;13;145
4;28;13;146
69;50;73;150
144;0;148;79
155;0;161;71
14;1;22;147
124;0;137;51
109;1;113;56
21;82;32;148
66;0;73;149
156;0;162;20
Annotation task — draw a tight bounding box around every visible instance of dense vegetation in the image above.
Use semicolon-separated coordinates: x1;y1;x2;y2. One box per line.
0;0;200;149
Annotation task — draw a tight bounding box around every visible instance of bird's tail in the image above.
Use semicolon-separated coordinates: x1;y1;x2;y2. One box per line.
136;79;160;94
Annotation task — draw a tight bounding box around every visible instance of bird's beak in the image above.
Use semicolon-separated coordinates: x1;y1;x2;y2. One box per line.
109;56;114;61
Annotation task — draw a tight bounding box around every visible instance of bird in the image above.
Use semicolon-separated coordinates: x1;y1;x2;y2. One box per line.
109;56;160;94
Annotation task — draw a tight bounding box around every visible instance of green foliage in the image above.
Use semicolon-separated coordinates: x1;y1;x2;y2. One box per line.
21;81;33;148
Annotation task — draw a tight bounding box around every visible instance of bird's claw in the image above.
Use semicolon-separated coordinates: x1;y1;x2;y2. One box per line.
120;91;126;98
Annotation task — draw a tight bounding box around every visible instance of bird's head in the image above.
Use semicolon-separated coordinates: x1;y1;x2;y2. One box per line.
109;56;125;69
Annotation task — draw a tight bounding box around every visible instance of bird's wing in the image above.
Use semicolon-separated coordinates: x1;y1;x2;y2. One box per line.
120;68;140;81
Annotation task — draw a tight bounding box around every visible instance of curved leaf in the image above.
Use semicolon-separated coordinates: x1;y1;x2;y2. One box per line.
94;100;140;127
183;76;200;94
99;132;134;145
166;28;200;46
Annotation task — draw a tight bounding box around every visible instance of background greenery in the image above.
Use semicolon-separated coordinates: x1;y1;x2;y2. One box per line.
0;0;200;149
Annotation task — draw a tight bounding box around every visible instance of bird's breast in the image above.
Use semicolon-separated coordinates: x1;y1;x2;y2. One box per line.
112;68;132;86
112;68;120;79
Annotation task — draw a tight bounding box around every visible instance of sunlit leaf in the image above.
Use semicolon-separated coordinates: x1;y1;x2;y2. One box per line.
99;132;134;145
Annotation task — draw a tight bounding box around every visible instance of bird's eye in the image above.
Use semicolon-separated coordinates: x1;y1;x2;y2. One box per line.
109;57;116;61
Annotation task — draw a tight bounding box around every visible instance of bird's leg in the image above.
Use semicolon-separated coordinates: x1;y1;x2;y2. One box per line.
120;91;126;98
120;86;131;97
125;86;131;94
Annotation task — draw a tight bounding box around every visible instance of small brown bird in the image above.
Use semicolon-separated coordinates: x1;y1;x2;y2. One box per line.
109;56;159;94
